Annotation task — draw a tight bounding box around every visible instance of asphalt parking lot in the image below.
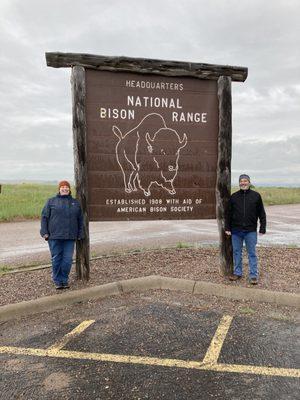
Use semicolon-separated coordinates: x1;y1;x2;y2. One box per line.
0;295;299;400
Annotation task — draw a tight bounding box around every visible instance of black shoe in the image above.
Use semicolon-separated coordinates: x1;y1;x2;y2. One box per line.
250;277;258;285
229;274;242;281
55;284;64;290
62;283;70;289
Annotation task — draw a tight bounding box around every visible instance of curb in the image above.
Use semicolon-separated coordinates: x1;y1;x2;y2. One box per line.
0;275;299;322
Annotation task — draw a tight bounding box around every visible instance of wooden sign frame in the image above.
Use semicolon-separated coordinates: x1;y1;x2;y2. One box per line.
46;52;248;280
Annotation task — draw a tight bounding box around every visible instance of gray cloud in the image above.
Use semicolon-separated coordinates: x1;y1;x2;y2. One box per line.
0;0;299;185
232;135;300;186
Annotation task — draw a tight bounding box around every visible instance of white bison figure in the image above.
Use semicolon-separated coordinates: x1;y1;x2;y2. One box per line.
113;113;187;196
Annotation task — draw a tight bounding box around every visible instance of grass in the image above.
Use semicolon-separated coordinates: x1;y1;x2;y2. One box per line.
176;242;192;249
257;187;300;205
0;265;11;274
0;183;58;222
232;186;300;206
239;306;256;315
266;311;292;322
0;184;299;222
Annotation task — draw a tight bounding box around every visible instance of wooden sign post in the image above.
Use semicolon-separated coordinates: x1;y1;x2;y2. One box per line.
71;66;90;280
217;76;233;275
46;52;247;280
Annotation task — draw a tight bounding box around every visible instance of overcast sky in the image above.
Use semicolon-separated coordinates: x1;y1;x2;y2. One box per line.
0;0;299;186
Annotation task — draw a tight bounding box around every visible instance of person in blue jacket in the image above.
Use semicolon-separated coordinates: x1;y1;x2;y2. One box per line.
40;180;84;289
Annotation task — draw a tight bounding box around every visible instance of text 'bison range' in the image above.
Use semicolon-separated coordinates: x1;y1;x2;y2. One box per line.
113;113;188;196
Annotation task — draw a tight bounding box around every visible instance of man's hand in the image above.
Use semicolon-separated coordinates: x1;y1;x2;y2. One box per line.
225;231;231;236
43;234;49;241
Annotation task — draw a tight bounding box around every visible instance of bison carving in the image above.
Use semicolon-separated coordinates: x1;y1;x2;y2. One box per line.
113;113;187;196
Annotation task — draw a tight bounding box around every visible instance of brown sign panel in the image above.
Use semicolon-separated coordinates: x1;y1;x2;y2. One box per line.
85;69;218;221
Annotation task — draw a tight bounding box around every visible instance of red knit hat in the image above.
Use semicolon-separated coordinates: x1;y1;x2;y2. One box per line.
58;180;71;189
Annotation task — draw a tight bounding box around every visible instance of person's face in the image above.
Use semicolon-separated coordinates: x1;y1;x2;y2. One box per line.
59;185;70;195
239;178;250;190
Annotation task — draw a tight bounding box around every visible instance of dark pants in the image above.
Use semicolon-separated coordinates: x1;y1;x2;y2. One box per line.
48;239;75;285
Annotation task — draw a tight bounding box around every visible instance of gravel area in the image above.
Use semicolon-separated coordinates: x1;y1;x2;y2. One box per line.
0;246;299;307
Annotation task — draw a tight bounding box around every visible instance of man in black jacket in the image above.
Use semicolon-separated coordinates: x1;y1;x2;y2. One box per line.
225;174;266;285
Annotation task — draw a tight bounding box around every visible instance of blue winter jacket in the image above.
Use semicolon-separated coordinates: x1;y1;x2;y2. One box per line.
40;194;84;240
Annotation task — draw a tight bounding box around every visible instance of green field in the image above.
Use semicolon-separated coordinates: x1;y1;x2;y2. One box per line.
0;183;300;222
0;183;58;222
231;186;300;205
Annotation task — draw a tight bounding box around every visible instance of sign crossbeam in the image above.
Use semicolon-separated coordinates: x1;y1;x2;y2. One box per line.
46;52;248;82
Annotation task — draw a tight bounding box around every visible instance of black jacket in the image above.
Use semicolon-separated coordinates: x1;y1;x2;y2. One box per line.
225;189;266;234
40;194;84;240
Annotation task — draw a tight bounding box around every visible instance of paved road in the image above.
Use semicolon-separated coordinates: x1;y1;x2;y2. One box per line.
0;204;299;267
1;295;299;399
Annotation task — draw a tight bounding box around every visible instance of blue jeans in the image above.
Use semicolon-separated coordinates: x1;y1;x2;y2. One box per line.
48;239;75;285
231;231;258;278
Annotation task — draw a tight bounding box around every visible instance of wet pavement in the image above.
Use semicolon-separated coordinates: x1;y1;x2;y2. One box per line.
0;204;299;268
0;295;299;399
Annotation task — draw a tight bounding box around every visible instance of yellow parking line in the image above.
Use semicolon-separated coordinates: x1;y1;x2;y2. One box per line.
202;315;233;364
0;346;50;358
0;345;204;369
0;315;299;379
0;345;299;378
211;363;300;378
47;320;95;352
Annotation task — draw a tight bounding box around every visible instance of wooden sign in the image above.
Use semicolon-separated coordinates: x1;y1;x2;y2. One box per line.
85;70;219;220
46;52;248;278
